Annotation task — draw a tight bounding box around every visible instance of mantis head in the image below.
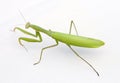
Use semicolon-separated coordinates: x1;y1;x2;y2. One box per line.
25;22;31;29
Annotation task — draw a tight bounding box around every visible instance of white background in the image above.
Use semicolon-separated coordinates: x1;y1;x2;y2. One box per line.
0;0;120;83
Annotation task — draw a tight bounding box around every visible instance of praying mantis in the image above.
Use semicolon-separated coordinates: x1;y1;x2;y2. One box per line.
13;20;104;76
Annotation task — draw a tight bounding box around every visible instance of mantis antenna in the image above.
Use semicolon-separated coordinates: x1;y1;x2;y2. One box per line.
15;9;28;51
18;9;27;23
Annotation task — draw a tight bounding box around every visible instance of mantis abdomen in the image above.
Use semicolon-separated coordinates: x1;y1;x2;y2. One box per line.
50;31;104;48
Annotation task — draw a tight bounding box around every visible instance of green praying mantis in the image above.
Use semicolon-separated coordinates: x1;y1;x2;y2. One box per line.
13;20;104;76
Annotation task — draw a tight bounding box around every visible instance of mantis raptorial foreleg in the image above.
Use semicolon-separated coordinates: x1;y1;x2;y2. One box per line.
14;27;42;46
69;20;79;36
67;45;99;76
34;40;58;65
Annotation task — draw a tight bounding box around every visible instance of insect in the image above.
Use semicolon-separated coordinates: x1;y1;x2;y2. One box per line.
14;20;104;76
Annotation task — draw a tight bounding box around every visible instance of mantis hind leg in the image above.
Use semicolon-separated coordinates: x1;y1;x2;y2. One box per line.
67;45;99;76
69;20;79;35
34;40;59;65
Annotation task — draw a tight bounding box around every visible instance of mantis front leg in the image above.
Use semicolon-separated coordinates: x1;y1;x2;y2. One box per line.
14;27;42;46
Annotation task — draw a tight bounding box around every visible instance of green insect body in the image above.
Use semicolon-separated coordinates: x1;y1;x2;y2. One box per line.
27;23;104;48
49;32;104;48
14;21;105;76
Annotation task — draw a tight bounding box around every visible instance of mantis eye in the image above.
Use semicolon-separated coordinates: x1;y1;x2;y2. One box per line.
49;29;52;31
25;22;30;29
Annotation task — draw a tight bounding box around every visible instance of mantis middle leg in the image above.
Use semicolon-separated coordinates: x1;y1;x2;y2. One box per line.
34;39;59;65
